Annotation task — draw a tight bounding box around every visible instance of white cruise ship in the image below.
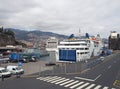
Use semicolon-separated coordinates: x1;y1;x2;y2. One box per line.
56;33;103;62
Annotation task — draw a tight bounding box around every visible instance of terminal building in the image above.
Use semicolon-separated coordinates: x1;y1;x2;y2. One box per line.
46;37;58;52
0;45;23;57
109;31;120;50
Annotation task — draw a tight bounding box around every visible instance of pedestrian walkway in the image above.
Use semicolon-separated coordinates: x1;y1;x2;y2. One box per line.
37;76;116;89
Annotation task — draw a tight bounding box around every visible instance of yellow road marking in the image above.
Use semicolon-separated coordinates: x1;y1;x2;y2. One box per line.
113;80;120;88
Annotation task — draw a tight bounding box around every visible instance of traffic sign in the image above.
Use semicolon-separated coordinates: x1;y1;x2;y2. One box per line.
18;62;23;67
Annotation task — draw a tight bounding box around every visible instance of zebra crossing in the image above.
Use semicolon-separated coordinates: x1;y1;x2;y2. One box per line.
37;76;116;89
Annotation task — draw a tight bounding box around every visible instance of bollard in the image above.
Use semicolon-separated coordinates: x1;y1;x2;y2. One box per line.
1;75;4;81
16;73;21;78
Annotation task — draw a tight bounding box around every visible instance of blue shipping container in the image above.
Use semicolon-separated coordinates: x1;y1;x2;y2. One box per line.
9;53;23;61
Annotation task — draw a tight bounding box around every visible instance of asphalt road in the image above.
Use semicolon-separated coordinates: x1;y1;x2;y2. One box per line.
0;53;120;89
73;53;120;88
0;78;66;89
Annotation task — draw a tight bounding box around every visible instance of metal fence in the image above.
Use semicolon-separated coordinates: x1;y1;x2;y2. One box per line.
39;61;87;76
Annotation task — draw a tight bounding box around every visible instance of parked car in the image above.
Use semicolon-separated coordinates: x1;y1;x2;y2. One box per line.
99;56;105;61
22;54;38;62
0;67;11;78
6;66;24;75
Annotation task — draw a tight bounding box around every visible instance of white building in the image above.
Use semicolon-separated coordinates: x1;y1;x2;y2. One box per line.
46;37;58;52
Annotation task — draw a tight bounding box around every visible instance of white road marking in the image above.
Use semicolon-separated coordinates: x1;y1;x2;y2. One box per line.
76;82;90;89
46;77;62;82
64;80;79;87
55;79;70;84
103;86;109;89
70;82;84;89
94;74;102;81
37;76;114;89
50;78;66;83
42;76;58;81
94;85;102;89
36;77;42;79
38;76;51;80
75;77;94;82
75;74;101;82
36;76;50;80
85;84;96;89
60;80;74;86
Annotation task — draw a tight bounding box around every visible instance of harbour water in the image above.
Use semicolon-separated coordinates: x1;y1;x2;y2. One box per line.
40;51;56;63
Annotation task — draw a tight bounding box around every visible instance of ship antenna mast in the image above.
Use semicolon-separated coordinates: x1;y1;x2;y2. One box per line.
79;28;81;38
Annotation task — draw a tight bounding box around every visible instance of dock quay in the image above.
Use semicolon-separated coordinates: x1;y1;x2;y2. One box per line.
0;60;53;76
0;51;120;77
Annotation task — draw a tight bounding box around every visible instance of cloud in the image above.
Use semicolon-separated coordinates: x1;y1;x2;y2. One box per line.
0;0;120;38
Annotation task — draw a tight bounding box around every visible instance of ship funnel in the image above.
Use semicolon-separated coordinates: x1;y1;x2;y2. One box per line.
68;34;75;39
85;33;90;38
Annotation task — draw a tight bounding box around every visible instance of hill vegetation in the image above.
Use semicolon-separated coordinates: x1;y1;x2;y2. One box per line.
0;27;26;47
6;28;68;42
0;27;68;47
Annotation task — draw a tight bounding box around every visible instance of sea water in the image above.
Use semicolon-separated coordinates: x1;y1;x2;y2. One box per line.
39;51;56;62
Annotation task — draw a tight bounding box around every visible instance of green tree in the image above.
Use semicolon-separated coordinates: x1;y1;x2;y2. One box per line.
4;29;15;37
0;26;3;33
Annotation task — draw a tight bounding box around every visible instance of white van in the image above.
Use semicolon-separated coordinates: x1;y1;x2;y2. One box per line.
7;66;24;75
0;67;11;78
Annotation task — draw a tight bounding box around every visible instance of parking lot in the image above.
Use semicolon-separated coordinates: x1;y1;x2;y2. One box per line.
0;60;53;76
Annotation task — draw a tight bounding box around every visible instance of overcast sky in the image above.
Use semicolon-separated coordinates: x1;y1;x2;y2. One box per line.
0;0;120;38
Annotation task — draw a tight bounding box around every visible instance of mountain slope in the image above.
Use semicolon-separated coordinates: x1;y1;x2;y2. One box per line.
5;28;68;42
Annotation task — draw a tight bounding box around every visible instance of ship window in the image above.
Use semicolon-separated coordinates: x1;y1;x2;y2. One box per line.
85;48;89;50
87;40;90;43
64;44;80;46
80;52;84;54
85;52;89;54
80;48;84;50
76;48;84;50
81;44;87;46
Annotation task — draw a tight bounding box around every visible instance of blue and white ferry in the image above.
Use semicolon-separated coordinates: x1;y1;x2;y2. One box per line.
56;33;103;62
